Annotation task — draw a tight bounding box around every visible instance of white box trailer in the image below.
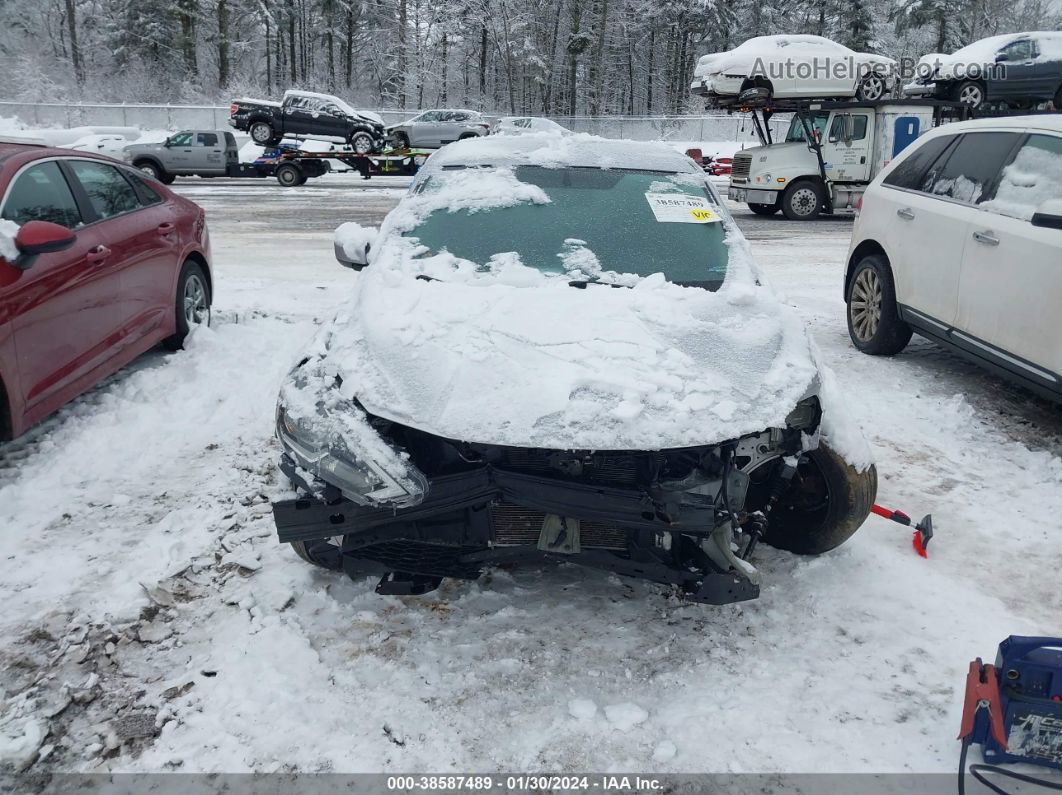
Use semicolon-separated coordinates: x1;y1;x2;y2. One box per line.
726;99;961;219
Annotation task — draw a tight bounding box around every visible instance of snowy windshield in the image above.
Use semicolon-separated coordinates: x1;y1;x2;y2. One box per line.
405;166;731;289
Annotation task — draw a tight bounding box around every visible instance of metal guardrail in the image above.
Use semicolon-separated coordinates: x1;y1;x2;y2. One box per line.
0;101;787;144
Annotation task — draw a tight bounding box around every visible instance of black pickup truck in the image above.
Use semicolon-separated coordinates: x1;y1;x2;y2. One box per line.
229;90;388;154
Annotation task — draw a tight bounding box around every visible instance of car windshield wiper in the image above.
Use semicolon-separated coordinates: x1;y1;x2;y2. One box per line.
567;279;630;289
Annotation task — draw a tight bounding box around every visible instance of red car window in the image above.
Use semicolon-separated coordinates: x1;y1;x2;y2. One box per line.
67;160;141;220
1;161;83;228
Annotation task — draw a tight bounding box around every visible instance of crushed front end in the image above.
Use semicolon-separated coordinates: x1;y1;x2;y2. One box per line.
271;379;823;605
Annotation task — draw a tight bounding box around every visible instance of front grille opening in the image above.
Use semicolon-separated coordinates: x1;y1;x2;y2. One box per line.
490;502;628;550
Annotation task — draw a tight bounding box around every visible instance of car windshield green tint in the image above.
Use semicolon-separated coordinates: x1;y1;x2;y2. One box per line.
407;166;730;289
785;112;829;143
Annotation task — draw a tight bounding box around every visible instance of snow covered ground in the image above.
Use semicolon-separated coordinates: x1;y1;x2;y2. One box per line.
0;173;1059;777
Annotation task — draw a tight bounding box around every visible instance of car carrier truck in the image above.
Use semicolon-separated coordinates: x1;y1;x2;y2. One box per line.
727;99;962;219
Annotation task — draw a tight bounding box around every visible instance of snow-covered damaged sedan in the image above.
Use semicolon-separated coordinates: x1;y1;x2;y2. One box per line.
270;133;877;604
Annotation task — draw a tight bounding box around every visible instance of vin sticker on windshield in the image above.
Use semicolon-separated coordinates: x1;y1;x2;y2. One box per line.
644;193;721;224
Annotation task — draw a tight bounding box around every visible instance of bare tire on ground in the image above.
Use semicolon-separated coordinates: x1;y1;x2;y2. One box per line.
846;253;912;355
349;132;374;155
763;444;877;555
781;179;824;220
163;260;211;351
955;80;985;109
748;202;779;216
290;539;344;571
275;162;305;187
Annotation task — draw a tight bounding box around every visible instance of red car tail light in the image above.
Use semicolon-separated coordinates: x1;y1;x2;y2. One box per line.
854;195;863;217
229;103;238;115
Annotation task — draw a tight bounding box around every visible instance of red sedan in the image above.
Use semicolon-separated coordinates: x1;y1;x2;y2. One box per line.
0;140;212;440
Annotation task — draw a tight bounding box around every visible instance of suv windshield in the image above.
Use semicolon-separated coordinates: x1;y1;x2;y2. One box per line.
406;166;731;289
785;112;829;143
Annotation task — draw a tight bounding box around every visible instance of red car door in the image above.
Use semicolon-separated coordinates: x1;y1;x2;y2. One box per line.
65;160;179;347
0;158;124;426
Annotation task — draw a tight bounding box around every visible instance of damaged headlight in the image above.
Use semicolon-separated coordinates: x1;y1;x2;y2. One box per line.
785;395;821;431
276;403;427;508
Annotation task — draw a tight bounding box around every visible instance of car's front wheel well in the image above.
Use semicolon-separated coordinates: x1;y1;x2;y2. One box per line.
845;240;887;298
0;372;11;442
183;251;213;299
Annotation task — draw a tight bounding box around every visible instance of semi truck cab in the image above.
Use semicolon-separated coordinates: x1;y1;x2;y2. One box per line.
728;102;941;219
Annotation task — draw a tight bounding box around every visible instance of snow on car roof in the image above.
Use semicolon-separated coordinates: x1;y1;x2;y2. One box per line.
921;114;1062;135
947;31;1062;58
423;132;702;173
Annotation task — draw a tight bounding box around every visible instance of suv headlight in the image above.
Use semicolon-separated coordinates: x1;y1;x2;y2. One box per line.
277;403;427;507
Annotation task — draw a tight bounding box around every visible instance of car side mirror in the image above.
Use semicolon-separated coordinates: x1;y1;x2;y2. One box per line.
8;221;76;270
1031;199;1062;230
333;221;378;270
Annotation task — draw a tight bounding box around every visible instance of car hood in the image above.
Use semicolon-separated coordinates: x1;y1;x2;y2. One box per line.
319;262;820;451
123;143;160;154
352;110;385;126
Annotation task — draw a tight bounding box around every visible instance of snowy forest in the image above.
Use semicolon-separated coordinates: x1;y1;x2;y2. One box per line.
1;0;1059;114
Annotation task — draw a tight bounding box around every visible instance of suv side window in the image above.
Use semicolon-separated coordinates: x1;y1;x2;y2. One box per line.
982;134;1062;220
196;133;219;146
67;160;141;220
920;132;1021;204
882;134;957;191
997;39;1034;62
419;111;442;123
1;161;83;228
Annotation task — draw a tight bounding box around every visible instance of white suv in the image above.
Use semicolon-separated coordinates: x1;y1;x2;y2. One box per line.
844;115;1062;400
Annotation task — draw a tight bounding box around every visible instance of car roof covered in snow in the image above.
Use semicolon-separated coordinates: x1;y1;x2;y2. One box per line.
422;132;702;173
920;114;1062;138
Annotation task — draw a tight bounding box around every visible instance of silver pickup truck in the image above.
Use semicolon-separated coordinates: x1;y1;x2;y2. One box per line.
122;130;241;183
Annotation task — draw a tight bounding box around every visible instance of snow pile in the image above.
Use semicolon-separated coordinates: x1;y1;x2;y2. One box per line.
334;222;378;261
0;219;19;262
288;140;870;461
983;142;1062;220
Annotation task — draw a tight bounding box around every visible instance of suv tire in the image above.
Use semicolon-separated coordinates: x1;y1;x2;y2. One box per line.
955;80;985;109
846;254;912;355
763;445;877;555
349;131;375;155
781;179;824;220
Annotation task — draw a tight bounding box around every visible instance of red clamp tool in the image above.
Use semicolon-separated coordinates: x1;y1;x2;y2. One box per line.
958;658;1008;750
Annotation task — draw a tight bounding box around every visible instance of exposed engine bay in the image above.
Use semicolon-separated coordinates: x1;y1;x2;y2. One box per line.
272;398;829;605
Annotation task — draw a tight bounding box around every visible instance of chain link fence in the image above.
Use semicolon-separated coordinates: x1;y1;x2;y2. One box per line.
0;101;787;145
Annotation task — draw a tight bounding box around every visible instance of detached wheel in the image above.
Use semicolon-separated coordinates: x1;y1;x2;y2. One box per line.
349;131;374;155
763;445;877;555
275;162;305;187
855;73;887;101
748;202;779;216
250;121;277;145
290;539;343;571
781;179;824;220
955;80;985;110
846;254;912;355
163;260;211;350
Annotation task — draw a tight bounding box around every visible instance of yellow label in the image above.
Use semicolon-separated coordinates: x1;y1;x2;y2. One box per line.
690;208;718;222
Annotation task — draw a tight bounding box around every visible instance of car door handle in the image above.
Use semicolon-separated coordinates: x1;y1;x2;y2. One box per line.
86;245;111;264
972;230;999;246
897;207;915;220
157;222;175;233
